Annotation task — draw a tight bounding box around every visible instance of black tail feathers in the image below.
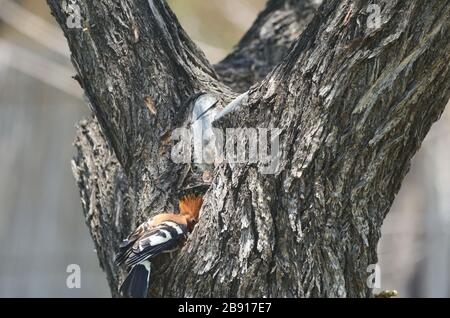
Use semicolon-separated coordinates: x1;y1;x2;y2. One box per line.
119;262;151;298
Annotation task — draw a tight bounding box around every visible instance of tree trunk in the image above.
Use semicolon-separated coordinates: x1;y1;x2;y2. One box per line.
48;0;450;297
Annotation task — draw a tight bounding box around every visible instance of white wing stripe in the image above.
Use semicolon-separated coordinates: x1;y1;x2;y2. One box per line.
139;233;171;251
161;221;184;234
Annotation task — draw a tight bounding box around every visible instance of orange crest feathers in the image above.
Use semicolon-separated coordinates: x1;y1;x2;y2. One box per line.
179;195;203;220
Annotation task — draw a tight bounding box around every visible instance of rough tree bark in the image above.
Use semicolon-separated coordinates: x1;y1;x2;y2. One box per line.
48;0;450;297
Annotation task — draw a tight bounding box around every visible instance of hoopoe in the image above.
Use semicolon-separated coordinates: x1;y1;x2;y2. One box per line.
114;195;203;298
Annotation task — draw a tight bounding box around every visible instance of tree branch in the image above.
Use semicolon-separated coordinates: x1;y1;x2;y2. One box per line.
47;0;229;175
153;0;450;297
49;0;236;252
216;0;322;92
52;0;450;297
72;118;133;296
66;0;324;297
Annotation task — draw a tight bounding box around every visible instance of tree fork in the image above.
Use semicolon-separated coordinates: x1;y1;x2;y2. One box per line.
49;0;450;297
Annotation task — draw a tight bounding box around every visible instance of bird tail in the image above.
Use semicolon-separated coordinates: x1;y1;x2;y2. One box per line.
179;194;203;219
119;261;151;298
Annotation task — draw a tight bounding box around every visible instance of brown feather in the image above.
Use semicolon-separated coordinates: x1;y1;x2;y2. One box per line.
151;213;188;226
179;195;203;220
179;195;203;232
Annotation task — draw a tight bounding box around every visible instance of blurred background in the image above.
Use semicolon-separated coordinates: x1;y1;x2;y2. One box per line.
0;0;448;297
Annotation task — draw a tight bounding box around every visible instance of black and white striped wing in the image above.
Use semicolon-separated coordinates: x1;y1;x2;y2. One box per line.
125;221;187;267
115;220;153;266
